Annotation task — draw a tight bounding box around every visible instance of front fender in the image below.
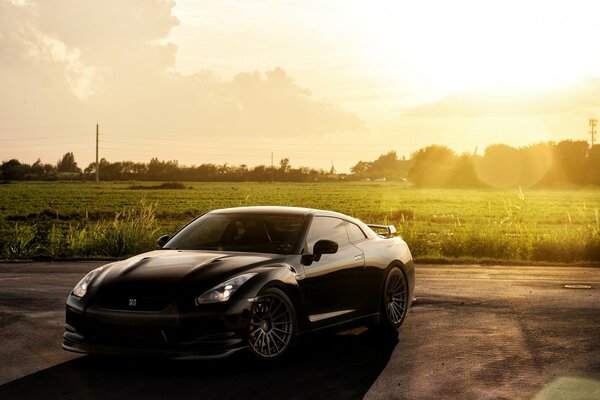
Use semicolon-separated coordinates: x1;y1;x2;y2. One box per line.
229;263;308;331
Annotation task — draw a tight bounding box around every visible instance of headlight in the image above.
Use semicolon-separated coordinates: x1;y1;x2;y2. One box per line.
72;267;104;298
195;273;257;305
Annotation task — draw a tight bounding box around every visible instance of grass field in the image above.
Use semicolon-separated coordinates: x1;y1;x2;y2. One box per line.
1;181;599;262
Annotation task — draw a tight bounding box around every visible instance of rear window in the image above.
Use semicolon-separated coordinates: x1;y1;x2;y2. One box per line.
346;222;367;242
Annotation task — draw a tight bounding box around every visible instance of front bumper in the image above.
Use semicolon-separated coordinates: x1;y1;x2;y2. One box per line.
63;294;254;360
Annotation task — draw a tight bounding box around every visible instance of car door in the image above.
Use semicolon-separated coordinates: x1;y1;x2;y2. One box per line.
345;221;382;315
302;216;365;326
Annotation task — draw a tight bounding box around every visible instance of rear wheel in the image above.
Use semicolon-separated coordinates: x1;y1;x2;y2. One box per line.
379;266;408;330
248;287;296;360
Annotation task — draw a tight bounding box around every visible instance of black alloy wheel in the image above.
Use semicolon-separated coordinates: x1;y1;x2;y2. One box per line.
381;266;408;329
248;287;296;360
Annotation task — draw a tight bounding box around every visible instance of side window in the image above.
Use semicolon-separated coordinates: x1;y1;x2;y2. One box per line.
306;217;349;252
346;222;367;242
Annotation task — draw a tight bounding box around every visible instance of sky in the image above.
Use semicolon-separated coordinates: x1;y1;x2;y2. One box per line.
2;0;600;172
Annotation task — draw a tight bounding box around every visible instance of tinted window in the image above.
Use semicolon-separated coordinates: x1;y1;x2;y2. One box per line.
165;213;304;254
306;216;349;251
346;222;367;242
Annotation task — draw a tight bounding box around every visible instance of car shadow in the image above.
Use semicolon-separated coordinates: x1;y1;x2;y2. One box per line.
0;328;399;400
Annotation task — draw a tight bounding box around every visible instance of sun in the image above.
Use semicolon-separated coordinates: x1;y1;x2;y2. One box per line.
355;1;600;99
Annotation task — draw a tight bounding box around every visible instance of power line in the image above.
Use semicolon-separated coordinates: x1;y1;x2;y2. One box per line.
1;142;90;149
97;146;371;160
100;124;368;133
99;141;384;154
0;123;414;167
100;135;409;149
0;125;90;130
1;135;91;141
2;134;410;150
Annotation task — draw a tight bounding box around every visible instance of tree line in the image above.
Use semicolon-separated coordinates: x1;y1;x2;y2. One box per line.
0;153;339;182
405;141;600;188
1;140;599;187
351;140;600;188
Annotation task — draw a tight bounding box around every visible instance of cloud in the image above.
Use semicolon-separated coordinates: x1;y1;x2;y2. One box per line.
229;68;363;133
0;0;86;128
35;0;179;74
404;80;600;118
0;0;362;137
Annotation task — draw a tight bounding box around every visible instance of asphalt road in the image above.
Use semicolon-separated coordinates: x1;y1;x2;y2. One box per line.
0;262;599;400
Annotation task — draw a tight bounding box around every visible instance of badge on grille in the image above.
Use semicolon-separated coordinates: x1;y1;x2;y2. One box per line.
128;298;137;307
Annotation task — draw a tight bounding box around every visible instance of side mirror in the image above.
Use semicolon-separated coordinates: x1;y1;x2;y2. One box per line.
157;235;171;248
314;239;338;255
312;239;338;262
301;239;338;265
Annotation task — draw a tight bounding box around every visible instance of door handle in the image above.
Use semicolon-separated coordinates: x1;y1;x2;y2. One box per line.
354;254;364;261
290;266;305;280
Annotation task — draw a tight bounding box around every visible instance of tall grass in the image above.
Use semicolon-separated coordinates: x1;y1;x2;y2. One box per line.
2;223;41;258
1;201;159;259
86;200;159;257
390;200;600;262
1;186;599;263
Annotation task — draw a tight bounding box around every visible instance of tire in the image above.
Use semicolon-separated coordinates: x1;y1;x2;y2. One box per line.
248;287;296;361
379;266;409;330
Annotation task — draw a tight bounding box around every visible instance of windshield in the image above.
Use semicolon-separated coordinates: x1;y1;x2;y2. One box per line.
164;213;305;254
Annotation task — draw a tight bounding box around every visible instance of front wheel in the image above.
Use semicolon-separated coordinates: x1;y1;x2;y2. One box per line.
248;287;296;360
379;266;409;330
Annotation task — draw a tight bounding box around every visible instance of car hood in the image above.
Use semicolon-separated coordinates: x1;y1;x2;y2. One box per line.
97;249;285;296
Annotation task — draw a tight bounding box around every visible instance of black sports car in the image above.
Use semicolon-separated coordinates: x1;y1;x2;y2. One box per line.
63;206;414;360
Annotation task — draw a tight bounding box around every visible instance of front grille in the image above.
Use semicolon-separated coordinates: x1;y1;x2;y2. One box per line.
65;306;246;352
97;296;171;312
82;324;243;350
93;325;171;347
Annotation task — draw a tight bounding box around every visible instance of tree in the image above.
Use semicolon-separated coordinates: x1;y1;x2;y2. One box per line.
0;159;27;180
349;151;413;180
554;140;588;185
448;154;483;188
538;140;588;187
585;145;600;185
29;159;56;179
476;144;521;188
147;158;179;181
56;152;81;173
350;160;371;175
277;158;291;180
519;143;553;187
279;158;291;173
408;145;457;187
371;151;398;171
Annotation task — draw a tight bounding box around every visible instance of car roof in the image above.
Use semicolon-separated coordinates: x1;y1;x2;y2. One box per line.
209;206;342;218
207;206;376;238
209;206;365;224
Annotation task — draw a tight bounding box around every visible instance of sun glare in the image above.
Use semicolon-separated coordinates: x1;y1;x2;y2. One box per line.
355;1;600;99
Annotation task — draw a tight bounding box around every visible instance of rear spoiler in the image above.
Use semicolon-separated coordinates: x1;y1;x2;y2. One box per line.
366;224;397;238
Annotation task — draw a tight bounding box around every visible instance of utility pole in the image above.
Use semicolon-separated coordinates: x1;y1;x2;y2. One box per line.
590;118;598;147
96;122;99;182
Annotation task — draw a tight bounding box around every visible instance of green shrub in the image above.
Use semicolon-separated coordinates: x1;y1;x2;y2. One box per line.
46;224;65;258
3;223;40;258
85;200;159;257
